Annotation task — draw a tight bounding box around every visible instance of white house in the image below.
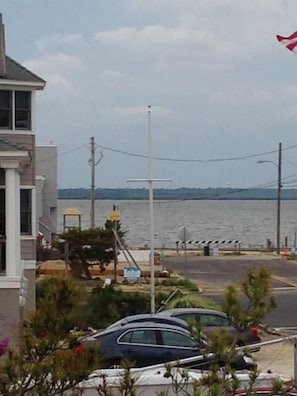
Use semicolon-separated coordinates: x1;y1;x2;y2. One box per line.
0;14;45;334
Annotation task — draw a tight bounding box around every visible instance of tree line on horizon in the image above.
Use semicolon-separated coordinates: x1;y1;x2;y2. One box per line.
58;187;297;200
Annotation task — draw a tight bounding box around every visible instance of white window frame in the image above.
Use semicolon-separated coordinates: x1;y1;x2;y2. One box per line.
0;89;32;131
20;186;35;238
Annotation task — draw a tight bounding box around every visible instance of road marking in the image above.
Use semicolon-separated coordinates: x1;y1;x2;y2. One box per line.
271;275;297;288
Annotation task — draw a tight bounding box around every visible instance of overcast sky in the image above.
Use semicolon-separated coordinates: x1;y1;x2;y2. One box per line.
2;0;297;189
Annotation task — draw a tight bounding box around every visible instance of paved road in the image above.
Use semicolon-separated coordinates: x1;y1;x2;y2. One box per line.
162;255;297;329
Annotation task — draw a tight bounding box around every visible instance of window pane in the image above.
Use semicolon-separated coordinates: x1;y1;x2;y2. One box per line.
0;189;4;235
0;90;11;108
119;331;132;343
15;110;30;129
0;91;12;129
15;91;31;130
20;190;32;235
121;330;157;345
15;91;30;109
176;313;197;322
200;314;231;327
161;330;196;348
0;110;12;128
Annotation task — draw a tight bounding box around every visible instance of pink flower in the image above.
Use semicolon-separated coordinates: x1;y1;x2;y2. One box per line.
0;338;9;356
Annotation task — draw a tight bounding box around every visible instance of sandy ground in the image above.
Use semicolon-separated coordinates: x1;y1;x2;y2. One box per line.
251;333;296;378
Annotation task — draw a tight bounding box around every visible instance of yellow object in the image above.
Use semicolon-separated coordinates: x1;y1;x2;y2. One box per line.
107;209;121;222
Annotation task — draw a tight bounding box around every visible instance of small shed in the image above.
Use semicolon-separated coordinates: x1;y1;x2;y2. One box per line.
62;207;82;231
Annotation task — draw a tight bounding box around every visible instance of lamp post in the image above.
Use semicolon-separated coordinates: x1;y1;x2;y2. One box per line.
257;142;282;254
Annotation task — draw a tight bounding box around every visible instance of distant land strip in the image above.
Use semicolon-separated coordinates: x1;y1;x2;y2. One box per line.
58;188;297;200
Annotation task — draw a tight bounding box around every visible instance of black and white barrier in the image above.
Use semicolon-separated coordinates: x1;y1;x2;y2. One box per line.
175;239;242;255
176;240;242;246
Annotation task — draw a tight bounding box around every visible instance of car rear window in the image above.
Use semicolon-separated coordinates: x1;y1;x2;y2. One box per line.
119;329;157;345
200;314;231;327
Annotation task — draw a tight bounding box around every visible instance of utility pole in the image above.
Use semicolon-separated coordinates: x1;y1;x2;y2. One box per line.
257;142;282;255
89;137;103;229
277;142;282;255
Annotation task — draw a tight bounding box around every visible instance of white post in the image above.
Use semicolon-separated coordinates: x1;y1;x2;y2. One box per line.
5;167;20;277
127;106;171;314
294;338;297;379
148;105;155;313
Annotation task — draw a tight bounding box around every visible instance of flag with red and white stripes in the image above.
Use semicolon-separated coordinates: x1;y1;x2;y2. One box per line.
276;31;297;52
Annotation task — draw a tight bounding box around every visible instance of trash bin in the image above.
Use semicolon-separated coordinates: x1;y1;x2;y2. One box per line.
203;245;210;256
154;253;160;265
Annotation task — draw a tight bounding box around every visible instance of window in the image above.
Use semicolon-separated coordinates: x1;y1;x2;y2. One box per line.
176;313;197;322
161;330;197;348
20;189;32;235
0;90;31;130
0;189;4;235
15;91;31;129
0;90;12;129
119;330;157;345
200;314;231;327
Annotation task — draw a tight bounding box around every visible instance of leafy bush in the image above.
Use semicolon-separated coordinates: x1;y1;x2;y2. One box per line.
81;287;152;329
163;294;220;310
159;277;199;291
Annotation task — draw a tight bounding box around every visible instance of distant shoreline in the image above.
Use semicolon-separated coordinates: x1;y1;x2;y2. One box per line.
58;187;297;200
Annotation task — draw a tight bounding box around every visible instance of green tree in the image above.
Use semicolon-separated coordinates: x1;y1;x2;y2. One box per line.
57;228;115;278
221;266;276;332
0;275;98;395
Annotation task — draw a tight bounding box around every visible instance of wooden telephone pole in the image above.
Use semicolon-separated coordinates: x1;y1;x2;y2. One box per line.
89;137;103;229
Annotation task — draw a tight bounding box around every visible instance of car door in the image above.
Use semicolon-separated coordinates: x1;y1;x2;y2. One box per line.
158;329;203;363
199;313;237;340
117;328;164;367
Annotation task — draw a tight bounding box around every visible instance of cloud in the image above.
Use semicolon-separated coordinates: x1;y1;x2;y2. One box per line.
8;0;297;188
23;52;84;101
94;25;239;60
35;33;86;55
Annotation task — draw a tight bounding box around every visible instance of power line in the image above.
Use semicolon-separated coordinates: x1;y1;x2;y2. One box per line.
97;143;297;163
35;144;87;163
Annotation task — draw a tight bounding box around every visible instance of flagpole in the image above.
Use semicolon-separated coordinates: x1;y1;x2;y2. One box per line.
127;105;171;313
147;105;155;313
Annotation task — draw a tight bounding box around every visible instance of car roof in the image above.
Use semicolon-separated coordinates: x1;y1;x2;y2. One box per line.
159;308;228;317
92;321;193;339
107;313;189;329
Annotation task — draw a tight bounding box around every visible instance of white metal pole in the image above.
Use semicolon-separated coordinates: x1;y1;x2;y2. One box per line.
276;142;281;254
295;339;297;379
90;137;95;229
148;105;155;313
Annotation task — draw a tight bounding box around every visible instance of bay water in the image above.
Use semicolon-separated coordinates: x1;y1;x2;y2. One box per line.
57;199;297;250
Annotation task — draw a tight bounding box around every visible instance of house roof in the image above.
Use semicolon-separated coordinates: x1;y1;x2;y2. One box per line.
0;56;45;85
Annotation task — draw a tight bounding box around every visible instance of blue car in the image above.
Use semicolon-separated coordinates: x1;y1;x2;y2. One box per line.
82;322;256;370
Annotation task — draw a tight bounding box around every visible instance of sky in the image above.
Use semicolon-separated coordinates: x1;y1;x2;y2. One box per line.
2;0;297;189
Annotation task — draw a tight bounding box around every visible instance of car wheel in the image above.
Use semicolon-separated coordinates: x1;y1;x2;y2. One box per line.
106;360;121;369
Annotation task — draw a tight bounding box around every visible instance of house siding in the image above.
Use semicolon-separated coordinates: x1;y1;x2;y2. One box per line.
24;268;35;311
0;288;20;342
21;239;36;260
0;133;35;185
